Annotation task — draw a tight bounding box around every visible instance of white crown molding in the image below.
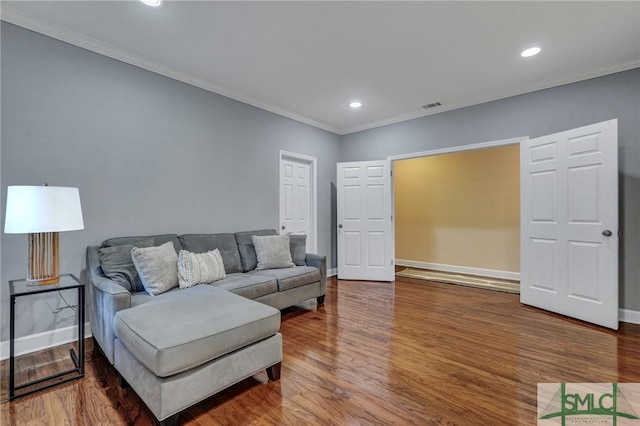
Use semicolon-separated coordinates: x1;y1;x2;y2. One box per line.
2;5;638;136
341;58;640;135
0;5;341;135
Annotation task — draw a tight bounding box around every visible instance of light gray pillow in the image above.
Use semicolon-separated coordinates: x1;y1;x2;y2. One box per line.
131;241;179;296
252;234;295;270
178;248;226;289
235;229;278;272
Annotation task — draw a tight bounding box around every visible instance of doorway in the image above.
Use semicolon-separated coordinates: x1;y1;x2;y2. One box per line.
392;141;521;282
279;150;318;254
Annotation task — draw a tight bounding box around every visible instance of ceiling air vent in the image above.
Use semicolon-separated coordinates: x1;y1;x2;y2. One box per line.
422;102;442;109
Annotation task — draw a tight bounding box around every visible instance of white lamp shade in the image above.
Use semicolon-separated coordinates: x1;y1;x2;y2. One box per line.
4;186;84;234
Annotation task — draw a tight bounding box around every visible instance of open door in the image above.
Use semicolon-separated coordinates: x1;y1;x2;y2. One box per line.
521;119;618;329
337;160;394;281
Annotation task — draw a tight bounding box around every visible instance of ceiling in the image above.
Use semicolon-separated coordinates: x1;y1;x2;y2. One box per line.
2;1;639;135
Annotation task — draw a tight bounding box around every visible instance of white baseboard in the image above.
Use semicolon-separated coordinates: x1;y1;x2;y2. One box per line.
327;268;337;277
396;259;520;281
0;322;92;361
619;309;640;325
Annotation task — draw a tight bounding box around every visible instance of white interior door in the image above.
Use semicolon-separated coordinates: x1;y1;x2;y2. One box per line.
337;160;394;281
280;156;314;252
521;119;618;329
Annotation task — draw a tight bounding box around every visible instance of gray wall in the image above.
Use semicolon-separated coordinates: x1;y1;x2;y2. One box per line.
342;68;640;311
2;21;639;345
0;23;341;341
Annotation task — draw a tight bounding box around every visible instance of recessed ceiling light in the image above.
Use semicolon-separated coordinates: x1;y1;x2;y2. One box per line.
140;0;162;7
521;47;541;58
349;101;362;108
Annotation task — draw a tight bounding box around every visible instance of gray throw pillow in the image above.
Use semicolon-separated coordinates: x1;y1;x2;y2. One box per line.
289;234;307;266
98;238;154;292
235;229;278;272
252;234;295;270
131;241;179;296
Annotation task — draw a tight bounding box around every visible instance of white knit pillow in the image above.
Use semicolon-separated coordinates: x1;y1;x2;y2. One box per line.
177;249;226;289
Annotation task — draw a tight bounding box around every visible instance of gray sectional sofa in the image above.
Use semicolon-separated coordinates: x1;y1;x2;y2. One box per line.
86;229;326;425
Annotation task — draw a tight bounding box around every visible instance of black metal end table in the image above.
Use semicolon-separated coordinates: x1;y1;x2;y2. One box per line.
9;274;85;400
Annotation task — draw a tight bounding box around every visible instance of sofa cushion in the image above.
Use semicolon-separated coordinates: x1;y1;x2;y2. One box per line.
179;234;242;274
131;291;153;307
253;235;295;270
178;249;226;289
289;234;307;266
250;266;321;292
98;238;154;292
235;229;279;272
113;285;280;377
130;286;181;307
102;234;183;255
131;242;179;296
211;273;278;299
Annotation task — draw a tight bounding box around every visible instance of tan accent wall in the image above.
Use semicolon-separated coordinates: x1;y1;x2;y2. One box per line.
394;144;520;273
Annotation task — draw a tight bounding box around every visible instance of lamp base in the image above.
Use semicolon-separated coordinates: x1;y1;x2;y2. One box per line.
26;277;61;286
28;232;60;284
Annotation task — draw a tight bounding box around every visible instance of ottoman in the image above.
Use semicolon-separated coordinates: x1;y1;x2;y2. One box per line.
113;285;282;425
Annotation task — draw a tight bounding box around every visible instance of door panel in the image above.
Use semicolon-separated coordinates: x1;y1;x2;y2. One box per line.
366;185;385;219
567;165;599;221
567;241;600;300
344;232;361;266
283;185;293;220
343;186;361;219
529;238;557;293
367;232;386;267
531;171;556;221
521;119;618;329
337;160;394;281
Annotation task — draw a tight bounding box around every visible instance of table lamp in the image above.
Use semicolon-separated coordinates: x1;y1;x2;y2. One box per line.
4;185;84;284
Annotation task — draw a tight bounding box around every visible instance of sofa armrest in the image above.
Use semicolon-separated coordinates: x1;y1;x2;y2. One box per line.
305;253;327;296
87;246;132;364
94;276;130;296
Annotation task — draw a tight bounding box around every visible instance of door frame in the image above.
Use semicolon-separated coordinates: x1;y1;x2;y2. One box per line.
386;136;528;278
279;150;318;254
387;136;527;162
336;160;395;281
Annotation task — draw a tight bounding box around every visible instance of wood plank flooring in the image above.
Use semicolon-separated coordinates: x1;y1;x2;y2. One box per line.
2;276;639;425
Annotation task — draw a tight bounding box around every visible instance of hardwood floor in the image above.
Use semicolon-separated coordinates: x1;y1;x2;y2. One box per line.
2;276;639;425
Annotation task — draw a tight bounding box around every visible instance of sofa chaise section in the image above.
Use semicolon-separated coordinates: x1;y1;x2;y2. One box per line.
113;285;282;425
87;229;326;425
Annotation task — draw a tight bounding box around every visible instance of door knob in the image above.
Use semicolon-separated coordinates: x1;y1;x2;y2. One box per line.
282;225;286;230
602;230;612;237
338;224;343;229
